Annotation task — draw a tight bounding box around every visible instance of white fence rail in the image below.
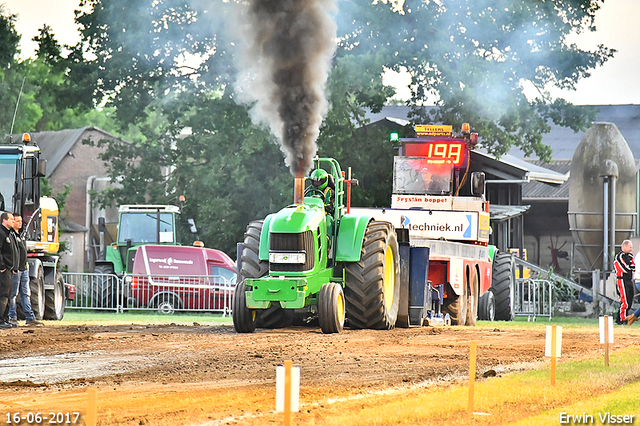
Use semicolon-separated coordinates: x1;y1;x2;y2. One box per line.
514;278;553;321
63;272;235;315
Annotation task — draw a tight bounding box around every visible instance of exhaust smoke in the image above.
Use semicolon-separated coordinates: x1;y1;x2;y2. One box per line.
234;0;337;177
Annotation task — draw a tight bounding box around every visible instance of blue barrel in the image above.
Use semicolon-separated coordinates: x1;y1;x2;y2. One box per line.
396;242;411;327
409;247;430;326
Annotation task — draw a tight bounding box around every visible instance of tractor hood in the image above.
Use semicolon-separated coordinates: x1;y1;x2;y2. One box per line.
258;196;326;261
269;196;325;233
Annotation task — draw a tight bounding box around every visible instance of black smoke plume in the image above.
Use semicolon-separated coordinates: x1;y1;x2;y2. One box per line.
235;0;337;176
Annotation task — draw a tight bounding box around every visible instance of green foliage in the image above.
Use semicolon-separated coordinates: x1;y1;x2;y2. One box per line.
338;0;613;161
2;0;616;254
0;5;19;68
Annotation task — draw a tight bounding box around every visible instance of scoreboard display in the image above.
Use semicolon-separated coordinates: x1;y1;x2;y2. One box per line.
402;140;469;167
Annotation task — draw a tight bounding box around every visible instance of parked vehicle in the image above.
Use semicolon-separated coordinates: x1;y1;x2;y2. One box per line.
93;204;197;308
0;132;75;320
125;244;236;314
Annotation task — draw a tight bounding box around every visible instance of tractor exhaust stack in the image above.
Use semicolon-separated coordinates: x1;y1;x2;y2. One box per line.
294;176;305;205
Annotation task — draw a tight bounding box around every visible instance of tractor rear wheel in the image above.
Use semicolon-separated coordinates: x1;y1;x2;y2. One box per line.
318;283;345;334
93;263;118;309
492;252;515;321
233;220;265;333
345;221;400;329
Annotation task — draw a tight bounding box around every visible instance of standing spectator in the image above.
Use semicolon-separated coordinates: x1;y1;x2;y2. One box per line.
624;281;640;325
0;212;16;329
614;239;636;325
8;214;43;326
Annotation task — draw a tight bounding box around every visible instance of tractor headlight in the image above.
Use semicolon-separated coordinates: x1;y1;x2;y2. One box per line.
269;252;306;264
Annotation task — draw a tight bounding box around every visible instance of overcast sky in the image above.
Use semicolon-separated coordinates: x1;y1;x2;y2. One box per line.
3;0;639;106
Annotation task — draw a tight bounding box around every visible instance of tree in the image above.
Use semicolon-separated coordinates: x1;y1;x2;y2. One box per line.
337;0;614;161
0;6;26;138
70;0;615;253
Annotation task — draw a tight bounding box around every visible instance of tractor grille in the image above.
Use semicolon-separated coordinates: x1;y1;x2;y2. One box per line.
269;231;315;272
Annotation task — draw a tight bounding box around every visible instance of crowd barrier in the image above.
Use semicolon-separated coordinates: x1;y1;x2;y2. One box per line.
63;272;235;315
514;278;553;321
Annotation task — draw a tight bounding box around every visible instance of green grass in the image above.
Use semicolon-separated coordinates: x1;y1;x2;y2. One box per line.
314;346;640;426
59;310;606;328
479;315;603;329
60;309;234;325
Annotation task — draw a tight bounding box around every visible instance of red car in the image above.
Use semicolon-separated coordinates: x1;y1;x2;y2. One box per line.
126;245;237;314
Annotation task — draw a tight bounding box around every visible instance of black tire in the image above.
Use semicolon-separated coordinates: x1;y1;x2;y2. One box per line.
93;263;118;309
256;305;294;329
478;288;496;321
30;265;45;320
318;283;345;334
465;268;479;326
442;292;467;325
44;273;65;320
233;281;257;333
492;252;515;321
344;221;400;329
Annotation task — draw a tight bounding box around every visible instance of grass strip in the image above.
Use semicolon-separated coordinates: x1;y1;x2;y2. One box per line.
59;310;233;325
294;346;640;426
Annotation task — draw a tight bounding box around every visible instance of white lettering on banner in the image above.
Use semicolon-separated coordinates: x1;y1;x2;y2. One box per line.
148;257;194;266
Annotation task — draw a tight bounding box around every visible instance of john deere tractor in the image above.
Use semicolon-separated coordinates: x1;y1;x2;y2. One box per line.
232;157;400;334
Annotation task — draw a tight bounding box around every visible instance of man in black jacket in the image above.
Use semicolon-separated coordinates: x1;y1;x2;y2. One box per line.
8;214;42;326
0;212;17;329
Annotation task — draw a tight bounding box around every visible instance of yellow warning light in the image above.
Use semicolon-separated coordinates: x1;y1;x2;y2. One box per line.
461;123;470;134
22;133;31;143
193;241;204;248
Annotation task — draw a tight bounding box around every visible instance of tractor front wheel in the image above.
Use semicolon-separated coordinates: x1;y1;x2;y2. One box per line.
345;221;400;329
232;282;256;333
318;283;345;334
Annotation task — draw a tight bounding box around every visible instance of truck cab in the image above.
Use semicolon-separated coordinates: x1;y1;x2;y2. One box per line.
98;204;183;275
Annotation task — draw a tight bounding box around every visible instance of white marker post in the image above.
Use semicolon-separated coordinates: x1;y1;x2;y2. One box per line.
86;387;97;426
545;325;562;386
276;360;300;426
599;315;614;367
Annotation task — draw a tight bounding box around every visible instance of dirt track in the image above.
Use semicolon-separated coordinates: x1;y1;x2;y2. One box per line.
0;322;638;425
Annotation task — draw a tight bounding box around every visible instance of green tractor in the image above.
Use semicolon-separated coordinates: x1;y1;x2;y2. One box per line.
94;204;193;308
233;157;400;334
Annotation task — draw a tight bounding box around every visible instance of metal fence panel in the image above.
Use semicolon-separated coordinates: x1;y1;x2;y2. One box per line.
514;278;553;321
63;273;235;315
64;272;123;311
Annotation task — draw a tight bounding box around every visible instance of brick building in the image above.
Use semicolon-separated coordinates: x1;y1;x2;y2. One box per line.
15;127;122;272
